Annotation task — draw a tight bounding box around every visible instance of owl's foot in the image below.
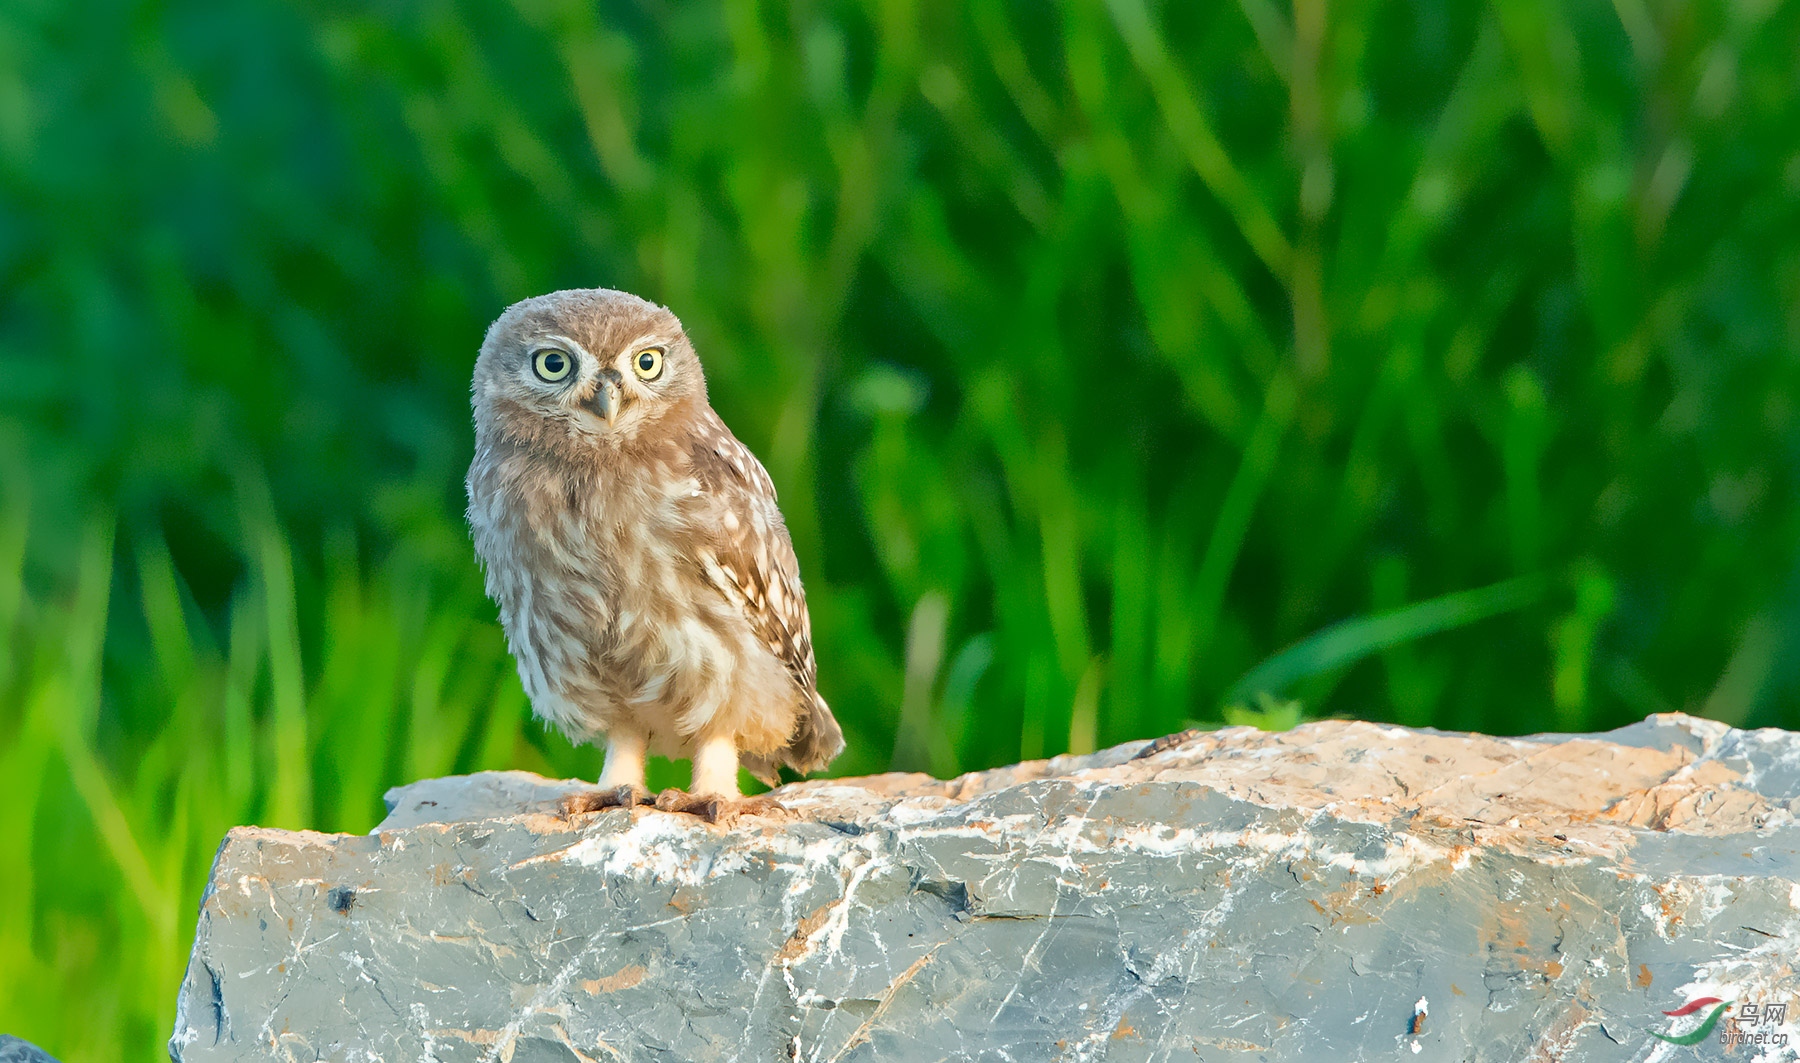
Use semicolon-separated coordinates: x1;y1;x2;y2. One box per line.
651;788;725;823
561;783;652;816
726;793;787;820
650;790;787;824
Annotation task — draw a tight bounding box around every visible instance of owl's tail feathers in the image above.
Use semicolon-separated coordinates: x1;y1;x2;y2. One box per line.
796;692;846;770
787;692;846;774
740;755;782;789
743;694;844;788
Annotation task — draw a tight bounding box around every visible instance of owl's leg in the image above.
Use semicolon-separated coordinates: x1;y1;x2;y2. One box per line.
563;730;651;815
647;732;739;822
689;731;742;797
598;730;649;789
653;733;787;821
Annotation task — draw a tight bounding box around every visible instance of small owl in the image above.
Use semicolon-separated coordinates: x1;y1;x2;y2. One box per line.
466;288;843;817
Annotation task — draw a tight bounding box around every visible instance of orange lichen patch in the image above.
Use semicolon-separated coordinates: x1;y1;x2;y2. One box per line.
774;905;833;964
1654;882;1684;931
1544;961;1564;979
1451;984;1465;996
1316;882;1384;926
1490;902;1533;946
424;1028;501;1046
582;965;647;995
1638;964;1654;987
1112;1016;1138;1040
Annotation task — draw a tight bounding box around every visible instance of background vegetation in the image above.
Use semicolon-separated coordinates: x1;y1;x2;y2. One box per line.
1;0;1798;1056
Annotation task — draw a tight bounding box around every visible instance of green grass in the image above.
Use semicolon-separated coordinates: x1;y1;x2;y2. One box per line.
2;0;1799;1057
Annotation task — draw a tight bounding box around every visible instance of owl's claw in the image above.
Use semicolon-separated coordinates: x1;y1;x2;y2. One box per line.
652;789;724;823
727;794;787;819
648;790;787;823
561;783;652;817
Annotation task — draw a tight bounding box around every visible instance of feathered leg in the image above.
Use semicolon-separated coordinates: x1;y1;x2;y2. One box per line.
563;729;651;815
654;731;790;822
689;731;740;797
598;730;648;788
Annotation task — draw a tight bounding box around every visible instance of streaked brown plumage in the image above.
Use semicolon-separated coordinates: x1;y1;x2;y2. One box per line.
465;288;842;810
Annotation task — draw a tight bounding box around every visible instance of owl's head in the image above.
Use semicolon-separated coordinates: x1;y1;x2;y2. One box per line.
471;288;707;454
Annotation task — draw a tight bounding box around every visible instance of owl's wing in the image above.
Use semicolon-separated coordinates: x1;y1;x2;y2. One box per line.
686;410;819;697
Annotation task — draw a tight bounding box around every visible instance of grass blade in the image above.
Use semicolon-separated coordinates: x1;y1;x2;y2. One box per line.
1224;574;1549;710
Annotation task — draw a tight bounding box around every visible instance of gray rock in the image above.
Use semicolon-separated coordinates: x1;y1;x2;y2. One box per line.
0;1036;60;1063
171;713;1800;1061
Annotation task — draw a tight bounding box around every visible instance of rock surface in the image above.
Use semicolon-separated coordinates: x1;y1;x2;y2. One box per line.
171;714;1800;1062
0;1036;61;1063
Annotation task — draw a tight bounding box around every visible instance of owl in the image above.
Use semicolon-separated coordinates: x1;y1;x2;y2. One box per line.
466;288;843;818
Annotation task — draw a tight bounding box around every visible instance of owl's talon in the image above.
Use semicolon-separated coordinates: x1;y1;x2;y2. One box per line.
730;794;786;819
653;789;723;823
647;790;787;824
562;783;651;817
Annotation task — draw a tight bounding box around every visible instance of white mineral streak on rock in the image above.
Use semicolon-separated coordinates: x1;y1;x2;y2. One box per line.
171;713;1800;1063
559;813;715;883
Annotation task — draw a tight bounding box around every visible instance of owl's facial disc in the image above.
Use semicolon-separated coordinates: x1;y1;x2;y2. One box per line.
573;339;678;433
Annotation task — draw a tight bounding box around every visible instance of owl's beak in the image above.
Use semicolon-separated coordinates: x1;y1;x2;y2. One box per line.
587;370;623;426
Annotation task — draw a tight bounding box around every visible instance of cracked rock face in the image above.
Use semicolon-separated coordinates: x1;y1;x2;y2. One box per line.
171;713;1800;1062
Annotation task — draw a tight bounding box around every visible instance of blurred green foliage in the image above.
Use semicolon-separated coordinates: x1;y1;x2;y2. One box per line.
1;0;1798;1057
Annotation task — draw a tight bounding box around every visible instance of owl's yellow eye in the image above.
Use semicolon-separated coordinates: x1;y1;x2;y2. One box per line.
632;347;664;381
532;348;572;382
